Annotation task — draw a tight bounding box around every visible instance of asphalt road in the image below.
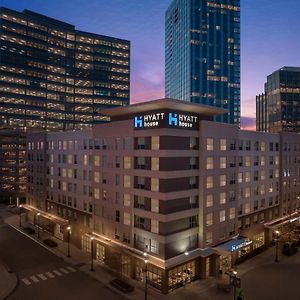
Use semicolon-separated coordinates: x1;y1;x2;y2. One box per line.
0;223;122;300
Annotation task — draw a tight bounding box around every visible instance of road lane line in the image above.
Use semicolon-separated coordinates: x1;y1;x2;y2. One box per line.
37;274;47;280
21;278;31;286
30;275;39;283
67;266;76;272
45;272;55;278
53;270;62;276
60;268;69;274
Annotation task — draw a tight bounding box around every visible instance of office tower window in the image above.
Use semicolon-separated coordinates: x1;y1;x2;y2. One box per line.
219;210;226;222
206;176;213;189
206;157;213;170
220;157;226;169
220;175;226;187
220;193;226;205
220;139;227;151
206;195;213;207
229;208;236;220
206;213;213;226
206;138;214;151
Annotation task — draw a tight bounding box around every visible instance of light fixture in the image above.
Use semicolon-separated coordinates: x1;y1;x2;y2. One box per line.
184;251;189;256
144;259;148;264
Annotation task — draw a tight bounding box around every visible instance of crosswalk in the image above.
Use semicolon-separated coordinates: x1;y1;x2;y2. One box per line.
21;266;76;286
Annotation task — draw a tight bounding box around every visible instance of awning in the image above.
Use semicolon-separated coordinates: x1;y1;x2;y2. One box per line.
21;204;69;226
214;239;252;254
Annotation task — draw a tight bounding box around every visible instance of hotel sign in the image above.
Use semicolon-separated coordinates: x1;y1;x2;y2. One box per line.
231;240;252;252
134;111;198;130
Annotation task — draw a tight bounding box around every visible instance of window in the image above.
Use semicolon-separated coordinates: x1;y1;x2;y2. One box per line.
245;172;250;183
220;192;226;204
151;198;159;213
245;203;250;214
151;157;159;171
94;172;100;183
151;178;159;192
220;175;226;187
229;208;235;220
151;220;159;234
261;156;265;166
124;175;131;188
219;210;226;222
206;157;213;169
260;142;265;151
124;156;131;169
124;137;131;150
206;195;213;207
115;210;120;222
83;154;88;166
220;157;226;169
206;176;213;188
94;156;100;166
94;188;100;199
206;232;213;244
124;212;131;226
151;136;159;150
220;139;227;151
245;156;251;167
206;213;213;226
245;187;250;198
238;173;243;183
207;138;213;151
123;194;131;207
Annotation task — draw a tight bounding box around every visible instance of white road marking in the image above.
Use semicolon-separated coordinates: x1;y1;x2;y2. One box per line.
21;278;31;286
37;274;47;280
67;266;76;272
60;268;69;274
52;269;62;276
45;272;55;279
30;275;39;283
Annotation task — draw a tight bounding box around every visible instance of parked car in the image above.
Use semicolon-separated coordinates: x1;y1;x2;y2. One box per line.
282;242;298;256
110;278;134;293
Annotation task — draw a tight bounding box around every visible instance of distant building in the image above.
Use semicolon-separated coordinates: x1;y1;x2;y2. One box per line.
0;7;130;202
25;98;300;294
256;67;300;133
165;0;241;125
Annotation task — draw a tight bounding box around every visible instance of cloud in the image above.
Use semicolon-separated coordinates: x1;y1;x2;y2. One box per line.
241;116;256;131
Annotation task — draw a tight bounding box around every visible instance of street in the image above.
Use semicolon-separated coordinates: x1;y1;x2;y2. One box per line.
0;223;122;300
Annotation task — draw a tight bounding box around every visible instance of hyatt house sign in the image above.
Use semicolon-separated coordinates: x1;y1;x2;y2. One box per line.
134;111;199;130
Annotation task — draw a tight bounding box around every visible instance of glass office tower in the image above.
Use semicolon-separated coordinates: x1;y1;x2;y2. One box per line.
165;0;240;125
256;67;300;133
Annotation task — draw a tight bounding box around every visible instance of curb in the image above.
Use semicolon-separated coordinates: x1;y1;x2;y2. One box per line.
0;258;18;300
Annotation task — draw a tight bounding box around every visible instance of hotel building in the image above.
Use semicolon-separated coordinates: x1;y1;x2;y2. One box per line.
165;0;241;125
0;7;130;201
26;99;300;293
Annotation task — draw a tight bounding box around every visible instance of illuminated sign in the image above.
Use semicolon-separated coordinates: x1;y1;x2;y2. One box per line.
231;240;252;252
134;111;198;130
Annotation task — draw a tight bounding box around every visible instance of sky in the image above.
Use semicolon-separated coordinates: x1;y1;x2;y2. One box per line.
2;0;300;130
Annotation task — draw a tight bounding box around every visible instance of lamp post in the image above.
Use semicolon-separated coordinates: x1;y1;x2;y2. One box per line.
144;258;148;300
90;237;94;271
37;213;41;239
226;270;241;300
67;226;71;258
275;230;280;263
19;204;22;228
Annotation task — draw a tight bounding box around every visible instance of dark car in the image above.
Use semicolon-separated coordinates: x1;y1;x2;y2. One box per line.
110;278;134;293
282;242;298;256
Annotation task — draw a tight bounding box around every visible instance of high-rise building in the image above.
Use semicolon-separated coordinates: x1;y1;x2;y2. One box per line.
256;67;300;133
0;7;130;202
165;0;240;125
25;98;300;294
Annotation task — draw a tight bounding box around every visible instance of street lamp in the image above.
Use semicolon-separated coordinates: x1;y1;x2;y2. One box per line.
275;230;280;263
19;204;22;228
231;270;241;300
37;213;41;239
90;237;94;271
67;226;71;258
144;258;148;300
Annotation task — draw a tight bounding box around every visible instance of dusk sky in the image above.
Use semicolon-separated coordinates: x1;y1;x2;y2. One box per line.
3;0;300;129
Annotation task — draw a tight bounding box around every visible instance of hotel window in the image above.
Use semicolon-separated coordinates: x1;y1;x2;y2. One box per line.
115;156;120;168
245;156;251;167
83;154;88;166
275;156;279;165
219;210;226;222
94;156;100;167
63;141;67;150
124;175;131;188
275;169;279;178
206;176;213;188
245;187;250;198
261;156;265;166
123;194;131;207
206;194;213;207
220;192;226;204
206;157;213;170
151;178;159;192
190;137;197;149
260;142;265;151
245;203;250;214
151;198;159;213
67;169;72;178
94;188;100;199
67;154;72;164
260;170;266;180
245;172;250;183
206;138;213;151
94;172;100;183
124;212;131;226
220;175;226;187
62;168;67;178
238;172;243;183
124;156;131;169
151;136;159;150
220;157;226;169
151;219;159;234
62;181;67;191
229;208;236;220
206;232;213;244
151;157;159;171
206;213;213;226
260;185;265;195
220;139;227;151
124;137;131;150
